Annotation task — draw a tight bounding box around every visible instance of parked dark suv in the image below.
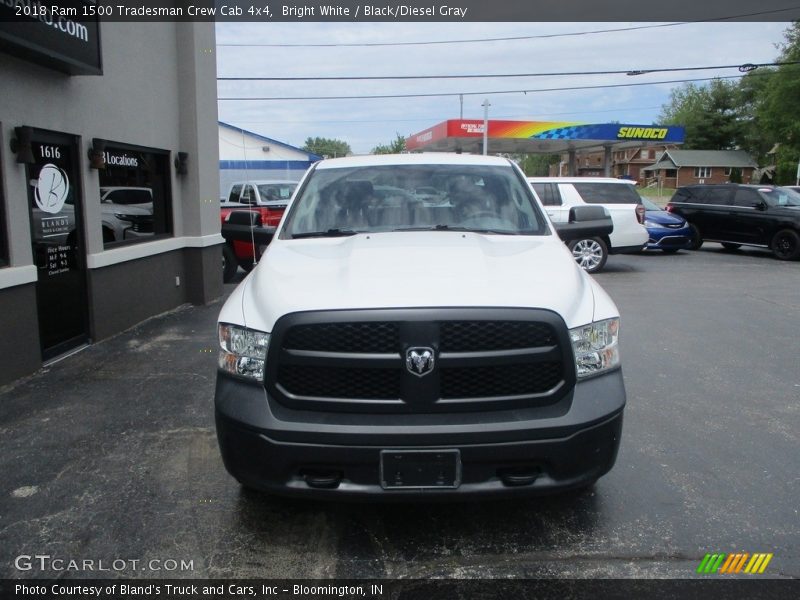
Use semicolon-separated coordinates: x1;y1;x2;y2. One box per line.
666;184;800;260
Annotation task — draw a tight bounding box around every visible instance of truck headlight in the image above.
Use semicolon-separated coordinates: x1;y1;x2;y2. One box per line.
569;318;620;379
218;323;269;382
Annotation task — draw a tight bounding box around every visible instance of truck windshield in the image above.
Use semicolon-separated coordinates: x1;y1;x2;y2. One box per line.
257;183;296;202
282;164;548;238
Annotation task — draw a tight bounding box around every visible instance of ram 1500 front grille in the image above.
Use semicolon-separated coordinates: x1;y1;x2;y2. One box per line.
265;308;575;413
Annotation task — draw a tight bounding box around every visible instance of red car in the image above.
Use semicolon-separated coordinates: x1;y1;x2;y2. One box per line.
220;181;298;282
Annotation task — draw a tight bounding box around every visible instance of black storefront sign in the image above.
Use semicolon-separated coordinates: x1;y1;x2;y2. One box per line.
26;129;89;360
0;1;101;75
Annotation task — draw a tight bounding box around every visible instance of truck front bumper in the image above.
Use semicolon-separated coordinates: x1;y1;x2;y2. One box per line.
214;369;625;500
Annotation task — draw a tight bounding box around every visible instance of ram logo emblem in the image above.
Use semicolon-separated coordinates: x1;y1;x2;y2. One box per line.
406;347;435;377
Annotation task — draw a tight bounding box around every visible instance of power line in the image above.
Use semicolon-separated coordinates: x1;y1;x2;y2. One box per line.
216;7;800;48
218;22;684;47
219;106;664;125
217;72;775;102
217;61;796;81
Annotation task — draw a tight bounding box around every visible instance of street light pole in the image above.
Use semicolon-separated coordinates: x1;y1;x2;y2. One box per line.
482;98;490;156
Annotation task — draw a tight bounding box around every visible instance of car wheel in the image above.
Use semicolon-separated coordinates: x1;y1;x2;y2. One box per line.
721;242;741;251
688;224;703;250
568;237;608;274
661;248;680;254
771;229;800;261
222;245;239;283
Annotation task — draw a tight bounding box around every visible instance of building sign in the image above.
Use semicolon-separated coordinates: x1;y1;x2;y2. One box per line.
406;120;686;152
0;1;101;75
28;141;78;255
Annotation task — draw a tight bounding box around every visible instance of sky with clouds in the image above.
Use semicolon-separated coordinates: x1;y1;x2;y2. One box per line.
215;21;791;154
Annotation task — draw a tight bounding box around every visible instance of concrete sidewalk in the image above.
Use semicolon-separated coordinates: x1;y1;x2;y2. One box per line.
0;298;228;578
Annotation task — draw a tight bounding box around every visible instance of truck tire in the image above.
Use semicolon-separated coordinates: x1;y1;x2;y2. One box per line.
567;237;608;274
688;224;703;250
771;229;800;261
222;245;238;283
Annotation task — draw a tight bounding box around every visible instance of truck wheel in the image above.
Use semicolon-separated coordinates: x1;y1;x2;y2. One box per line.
567;237;608;274
771;229;800;260
688;224;703;250
222;245;238;283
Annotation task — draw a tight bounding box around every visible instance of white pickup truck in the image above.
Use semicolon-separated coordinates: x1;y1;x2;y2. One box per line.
215;154;626;500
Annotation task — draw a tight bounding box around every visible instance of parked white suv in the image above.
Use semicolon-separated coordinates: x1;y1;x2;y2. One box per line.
528;177;648;273
214;153;626;499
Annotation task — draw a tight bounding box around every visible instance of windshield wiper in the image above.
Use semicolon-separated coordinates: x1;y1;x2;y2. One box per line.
391;225;520;235
291;229;360;239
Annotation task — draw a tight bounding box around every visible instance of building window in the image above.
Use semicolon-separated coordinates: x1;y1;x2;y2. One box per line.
724;167;732;176
640;149;650;160
665;169;678;178
97;143;172;249
694;167;712;178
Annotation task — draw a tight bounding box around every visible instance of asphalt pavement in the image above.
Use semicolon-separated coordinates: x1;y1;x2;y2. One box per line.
0;242;798;580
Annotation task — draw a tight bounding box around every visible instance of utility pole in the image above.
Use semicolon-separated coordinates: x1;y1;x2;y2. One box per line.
459;94;463;119
482;98;490;156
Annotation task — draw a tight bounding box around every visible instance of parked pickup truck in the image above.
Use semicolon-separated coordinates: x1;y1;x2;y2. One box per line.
215;154;626;500
220;180;298;282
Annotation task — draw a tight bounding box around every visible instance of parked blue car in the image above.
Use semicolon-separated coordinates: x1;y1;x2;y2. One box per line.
641;197;692;253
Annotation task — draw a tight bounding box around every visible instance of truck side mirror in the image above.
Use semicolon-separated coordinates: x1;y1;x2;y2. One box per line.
569;205;608;223
227;210;262;227
553;206;614;242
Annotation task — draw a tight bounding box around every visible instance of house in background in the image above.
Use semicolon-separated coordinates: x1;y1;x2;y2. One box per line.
218;122;321;197
642;149;758;188
549;145;676;181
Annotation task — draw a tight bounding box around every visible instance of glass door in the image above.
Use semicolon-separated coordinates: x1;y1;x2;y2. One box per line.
26;130;89;361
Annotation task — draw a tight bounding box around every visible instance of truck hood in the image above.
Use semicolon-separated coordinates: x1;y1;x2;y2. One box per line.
225;231;599;332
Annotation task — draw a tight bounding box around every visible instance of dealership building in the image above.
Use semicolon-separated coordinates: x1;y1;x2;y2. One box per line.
0;14;222;385
218;121;320;198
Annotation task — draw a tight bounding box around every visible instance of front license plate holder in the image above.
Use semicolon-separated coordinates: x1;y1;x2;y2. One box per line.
380;449;461;489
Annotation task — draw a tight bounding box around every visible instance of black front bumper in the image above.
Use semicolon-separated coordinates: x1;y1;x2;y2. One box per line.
214;369;625;500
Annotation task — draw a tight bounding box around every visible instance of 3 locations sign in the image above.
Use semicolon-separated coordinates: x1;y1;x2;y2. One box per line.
0;0;101;75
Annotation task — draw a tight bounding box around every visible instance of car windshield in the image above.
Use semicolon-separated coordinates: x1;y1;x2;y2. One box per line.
281;163;548;238
257;183;296;202
761;187;800;207
641;197;662;211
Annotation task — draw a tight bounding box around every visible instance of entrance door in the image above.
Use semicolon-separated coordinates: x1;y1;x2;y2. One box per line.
26;130;89;361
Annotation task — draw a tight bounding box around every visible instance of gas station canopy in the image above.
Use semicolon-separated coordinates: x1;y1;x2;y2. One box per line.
406;119;685;155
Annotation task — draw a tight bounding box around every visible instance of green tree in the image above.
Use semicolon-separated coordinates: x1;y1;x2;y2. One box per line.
371;133;407;154
736;69;776;158
513;153;561;176
756;21;800;182
301;137;351;158
658;79;743;150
